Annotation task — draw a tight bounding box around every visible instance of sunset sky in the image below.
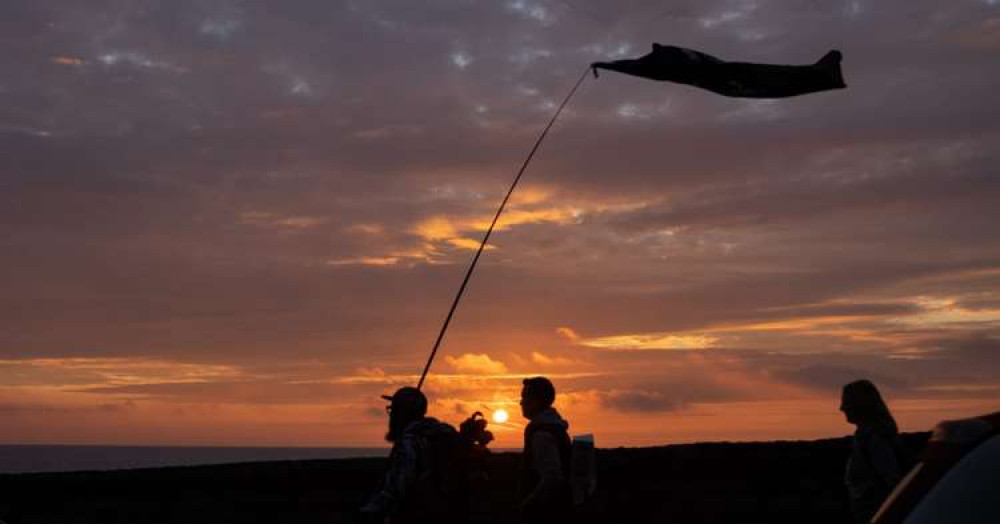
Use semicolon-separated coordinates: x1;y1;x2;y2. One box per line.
2;0;998;448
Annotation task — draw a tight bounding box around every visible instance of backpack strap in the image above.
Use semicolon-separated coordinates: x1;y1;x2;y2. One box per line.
524;422;572;478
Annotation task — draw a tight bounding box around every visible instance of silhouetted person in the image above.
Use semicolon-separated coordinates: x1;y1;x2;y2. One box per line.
841;379;902;523
517;377;572;524
359;387;458;524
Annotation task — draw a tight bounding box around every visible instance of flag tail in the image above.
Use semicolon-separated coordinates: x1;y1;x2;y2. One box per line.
816;50;846;89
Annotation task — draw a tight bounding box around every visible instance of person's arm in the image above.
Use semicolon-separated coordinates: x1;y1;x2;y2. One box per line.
866;433;902;488
361;437;420;515
520;431;565;512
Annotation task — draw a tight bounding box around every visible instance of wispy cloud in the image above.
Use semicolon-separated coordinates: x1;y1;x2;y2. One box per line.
574;332;718;351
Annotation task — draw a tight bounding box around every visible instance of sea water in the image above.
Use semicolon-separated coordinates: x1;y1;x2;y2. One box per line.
0;445;389;474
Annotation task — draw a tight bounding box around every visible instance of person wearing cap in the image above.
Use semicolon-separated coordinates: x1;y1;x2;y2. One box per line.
517;376;572;524
358;386;458;523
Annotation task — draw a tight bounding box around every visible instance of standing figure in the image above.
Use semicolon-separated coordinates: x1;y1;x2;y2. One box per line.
841;379;903;523
518;377;572;524
359;387;458;524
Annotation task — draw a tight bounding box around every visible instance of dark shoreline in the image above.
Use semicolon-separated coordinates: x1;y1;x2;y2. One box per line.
0;433;929;524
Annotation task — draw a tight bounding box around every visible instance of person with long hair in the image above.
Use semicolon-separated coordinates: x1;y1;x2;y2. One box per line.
840;379;903;523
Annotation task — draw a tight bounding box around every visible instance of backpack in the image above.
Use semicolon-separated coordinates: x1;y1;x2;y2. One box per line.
570;434;598;507
417;414;494;515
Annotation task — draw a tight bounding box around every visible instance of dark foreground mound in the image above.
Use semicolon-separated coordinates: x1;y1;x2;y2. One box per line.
0;433;928;524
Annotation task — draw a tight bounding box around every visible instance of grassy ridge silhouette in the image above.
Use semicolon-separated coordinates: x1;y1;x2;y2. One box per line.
0;433;929;524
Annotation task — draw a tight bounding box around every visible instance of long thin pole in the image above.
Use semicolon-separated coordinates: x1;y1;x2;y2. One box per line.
416;67;591;389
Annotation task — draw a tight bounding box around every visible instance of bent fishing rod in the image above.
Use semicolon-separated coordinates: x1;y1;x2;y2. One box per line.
416;67;591;389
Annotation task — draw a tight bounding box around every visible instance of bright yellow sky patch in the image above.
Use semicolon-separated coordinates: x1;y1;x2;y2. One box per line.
445;353;509;374
578;333;718;351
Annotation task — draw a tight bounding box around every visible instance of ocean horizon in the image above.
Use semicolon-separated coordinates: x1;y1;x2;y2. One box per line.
0;445;390;474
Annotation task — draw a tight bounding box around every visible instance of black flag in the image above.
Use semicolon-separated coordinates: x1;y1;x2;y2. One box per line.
592;44;846;98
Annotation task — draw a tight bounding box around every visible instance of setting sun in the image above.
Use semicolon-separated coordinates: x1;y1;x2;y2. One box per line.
492;409;509;424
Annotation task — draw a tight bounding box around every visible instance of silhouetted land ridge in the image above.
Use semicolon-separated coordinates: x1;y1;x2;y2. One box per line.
0;432;929;524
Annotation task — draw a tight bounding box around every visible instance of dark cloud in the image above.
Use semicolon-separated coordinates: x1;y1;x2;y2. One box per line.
600;390;684;413
0;401;133;415
922;332;1000;375
769;364;910;393
0;403;64;415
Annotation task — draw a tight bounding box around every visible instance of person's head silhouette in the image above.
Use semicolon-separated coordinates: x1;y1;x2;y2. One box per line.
840;379;898;435
520;376;556;420
381;387;427;442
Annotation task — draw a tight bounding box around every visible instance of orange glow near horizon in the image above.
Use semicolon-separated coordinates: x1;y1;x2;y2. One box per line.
3;345;998;448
